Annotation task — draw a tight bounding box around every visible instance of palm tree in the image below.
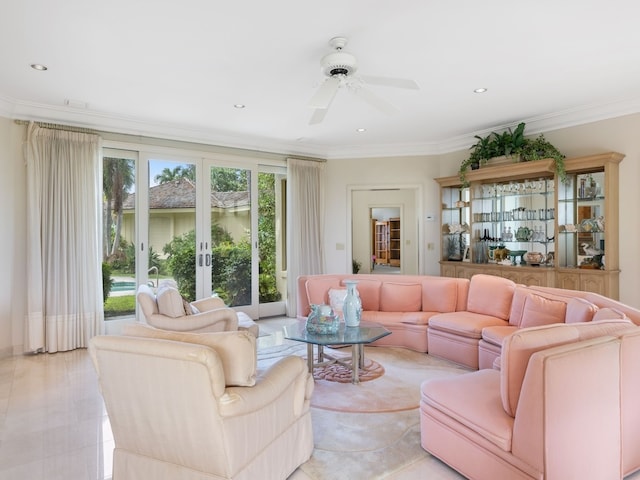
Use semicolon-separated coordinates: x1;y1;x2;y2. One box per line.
103;157;134;258
154;165;195;184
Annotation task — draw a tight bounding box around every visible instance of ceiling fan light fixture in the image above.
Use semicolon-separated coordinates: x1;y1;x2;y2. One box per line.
320;50;358;77
30;63;48;71
356;128;367;132
233;104;246;109
474;87;488;93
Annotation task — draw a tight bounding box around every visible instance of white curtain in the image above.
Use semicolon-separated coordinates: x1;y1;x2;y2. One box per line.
25;123;104;353
286;158;325;317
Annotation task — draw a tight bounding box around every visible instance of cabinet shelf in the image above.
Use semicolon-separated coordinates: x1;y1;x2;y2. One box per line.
436;152;624;298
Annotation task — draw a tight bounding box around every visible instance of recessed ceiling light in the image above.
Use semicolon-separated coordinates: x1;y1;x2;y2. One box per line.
233;104;246;109
473;87;487;93
30;63;48;71
356;128;367;133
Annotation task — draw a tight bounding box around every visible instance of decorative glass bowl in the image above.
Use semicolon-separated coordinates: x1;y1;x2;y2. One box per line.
306;304;340;334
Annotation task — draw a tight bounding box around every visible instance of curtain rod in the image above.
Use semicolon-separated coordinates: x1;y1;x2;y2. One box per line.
287;155;327;163
14;119;98;134
14;120;328;161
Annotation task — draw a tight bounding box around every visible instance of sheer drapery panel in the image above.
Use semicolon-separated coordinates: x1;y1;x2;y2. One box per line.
286;158;325;317
25;123;104;353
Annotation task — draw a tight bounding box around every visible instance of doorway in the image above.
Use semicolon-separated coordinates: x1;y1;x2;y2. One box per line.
350;187;421;275
371;207;401;275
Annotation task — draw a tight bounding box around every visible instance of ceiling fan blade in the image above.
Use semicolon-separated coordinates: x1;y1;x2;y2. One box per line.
354;86;399;115
309;108;328;125
308;76;340;109
360;74;419;90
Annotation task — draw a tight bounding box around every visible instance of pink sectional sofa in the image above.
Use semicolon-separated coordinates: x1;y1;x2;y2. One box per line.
420;320;640;479
297;274;469;352
428;274;640;369
297;273;640;365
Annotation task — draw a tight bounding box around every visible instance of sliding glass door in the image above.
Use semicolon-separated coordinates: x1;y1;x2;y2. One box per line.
102;146;287;322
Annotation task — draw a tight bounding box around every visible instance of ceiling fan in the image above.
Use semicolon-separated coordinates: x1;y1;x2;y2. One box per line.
308;37;419;125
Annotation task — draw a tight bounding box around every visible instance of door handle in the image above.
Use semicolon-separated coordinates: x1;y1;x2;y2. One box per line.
205;254;211;266
198;254;203;267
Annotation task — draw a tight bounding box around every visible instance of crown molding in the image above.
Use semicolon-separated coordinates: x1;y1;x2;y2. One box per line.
4;94;640;160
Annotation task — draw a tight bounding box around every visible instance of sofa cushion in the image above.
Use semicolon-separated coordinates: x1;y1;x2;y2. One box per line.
565;297;598;323
467;274;515;320
429;311;508;339
481;325;519;348
156;285;187;318
345;279;381;311
380;282;422;312
421;369;514;451
122;323;257;387
508;286;531;327
421;277;460;313
136;284;158;315
305;276;342;306
519;293;567;328
593;307;627;321
501;320;634;417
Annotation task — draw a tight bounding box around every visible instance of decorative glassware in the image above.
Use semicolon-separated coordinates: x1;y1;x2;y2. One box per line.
306;304;339;334
342;280;362;327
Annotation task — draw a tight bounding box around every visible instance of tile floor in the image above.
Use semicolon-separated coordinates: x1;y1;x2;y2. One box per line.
0;318;638;480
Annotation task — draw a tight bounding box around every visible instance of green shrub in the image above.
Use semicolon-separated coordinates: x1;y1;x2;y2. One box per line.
102;262;114;304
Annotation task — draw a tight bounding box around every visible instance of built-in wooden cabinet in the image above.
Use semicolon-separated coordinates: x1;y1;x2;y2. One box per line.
373;218;401;266
374;221;389;265
389;217;401;266
436;152;623;298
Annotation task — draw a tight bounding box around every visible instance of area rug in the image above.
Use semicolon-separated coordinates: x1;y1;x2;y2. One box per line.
313;354;384;383
257;339;470;479
257;342;470;413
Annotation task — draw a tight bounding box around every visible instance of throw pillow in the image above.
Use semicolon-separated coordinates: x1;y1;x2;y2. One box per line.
156;286;186;318
519;293;567;328
592;307;627;321
328;288;347;319
180;295;200;315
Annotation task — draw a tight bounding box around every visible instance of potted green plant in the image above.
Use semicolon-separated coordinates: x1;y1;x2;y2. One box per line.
518;134;566;183
458;122;565;186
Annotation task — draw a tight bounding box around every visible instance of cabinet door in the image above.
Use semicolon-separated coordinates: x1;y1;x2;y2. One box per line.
374;221;389;264
470;178;554;265
441;187;470;261
556;271;581;291
557;171;605;269
389;218;401;266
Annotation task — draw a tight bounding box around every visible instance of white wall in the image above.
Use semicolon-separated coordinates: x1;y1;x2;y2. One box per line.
0;117;27;356
323;114;640;308
324;155;442;275
1;113;639;355
352;190;417;275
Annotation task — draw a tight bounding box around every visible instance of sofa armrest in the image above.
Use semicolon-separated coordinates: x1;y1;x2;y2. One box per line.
148;308;239;332
512;336;621;478
219;355;313;418
192;296;228;311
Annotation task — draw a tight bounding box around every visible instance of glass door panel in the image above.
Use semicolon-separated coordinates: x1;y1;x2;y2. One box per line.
209;165;253;307
258;170;286;311
102;149;137;320
148;159;197;299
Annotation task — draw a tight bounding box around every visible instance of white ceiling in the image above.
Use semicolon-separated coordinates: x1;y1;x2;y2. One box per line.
2;0;640;159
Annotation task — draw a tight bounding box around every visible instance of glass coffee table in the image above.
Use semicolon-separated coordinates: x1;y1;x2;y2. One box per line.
283;321;391;384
